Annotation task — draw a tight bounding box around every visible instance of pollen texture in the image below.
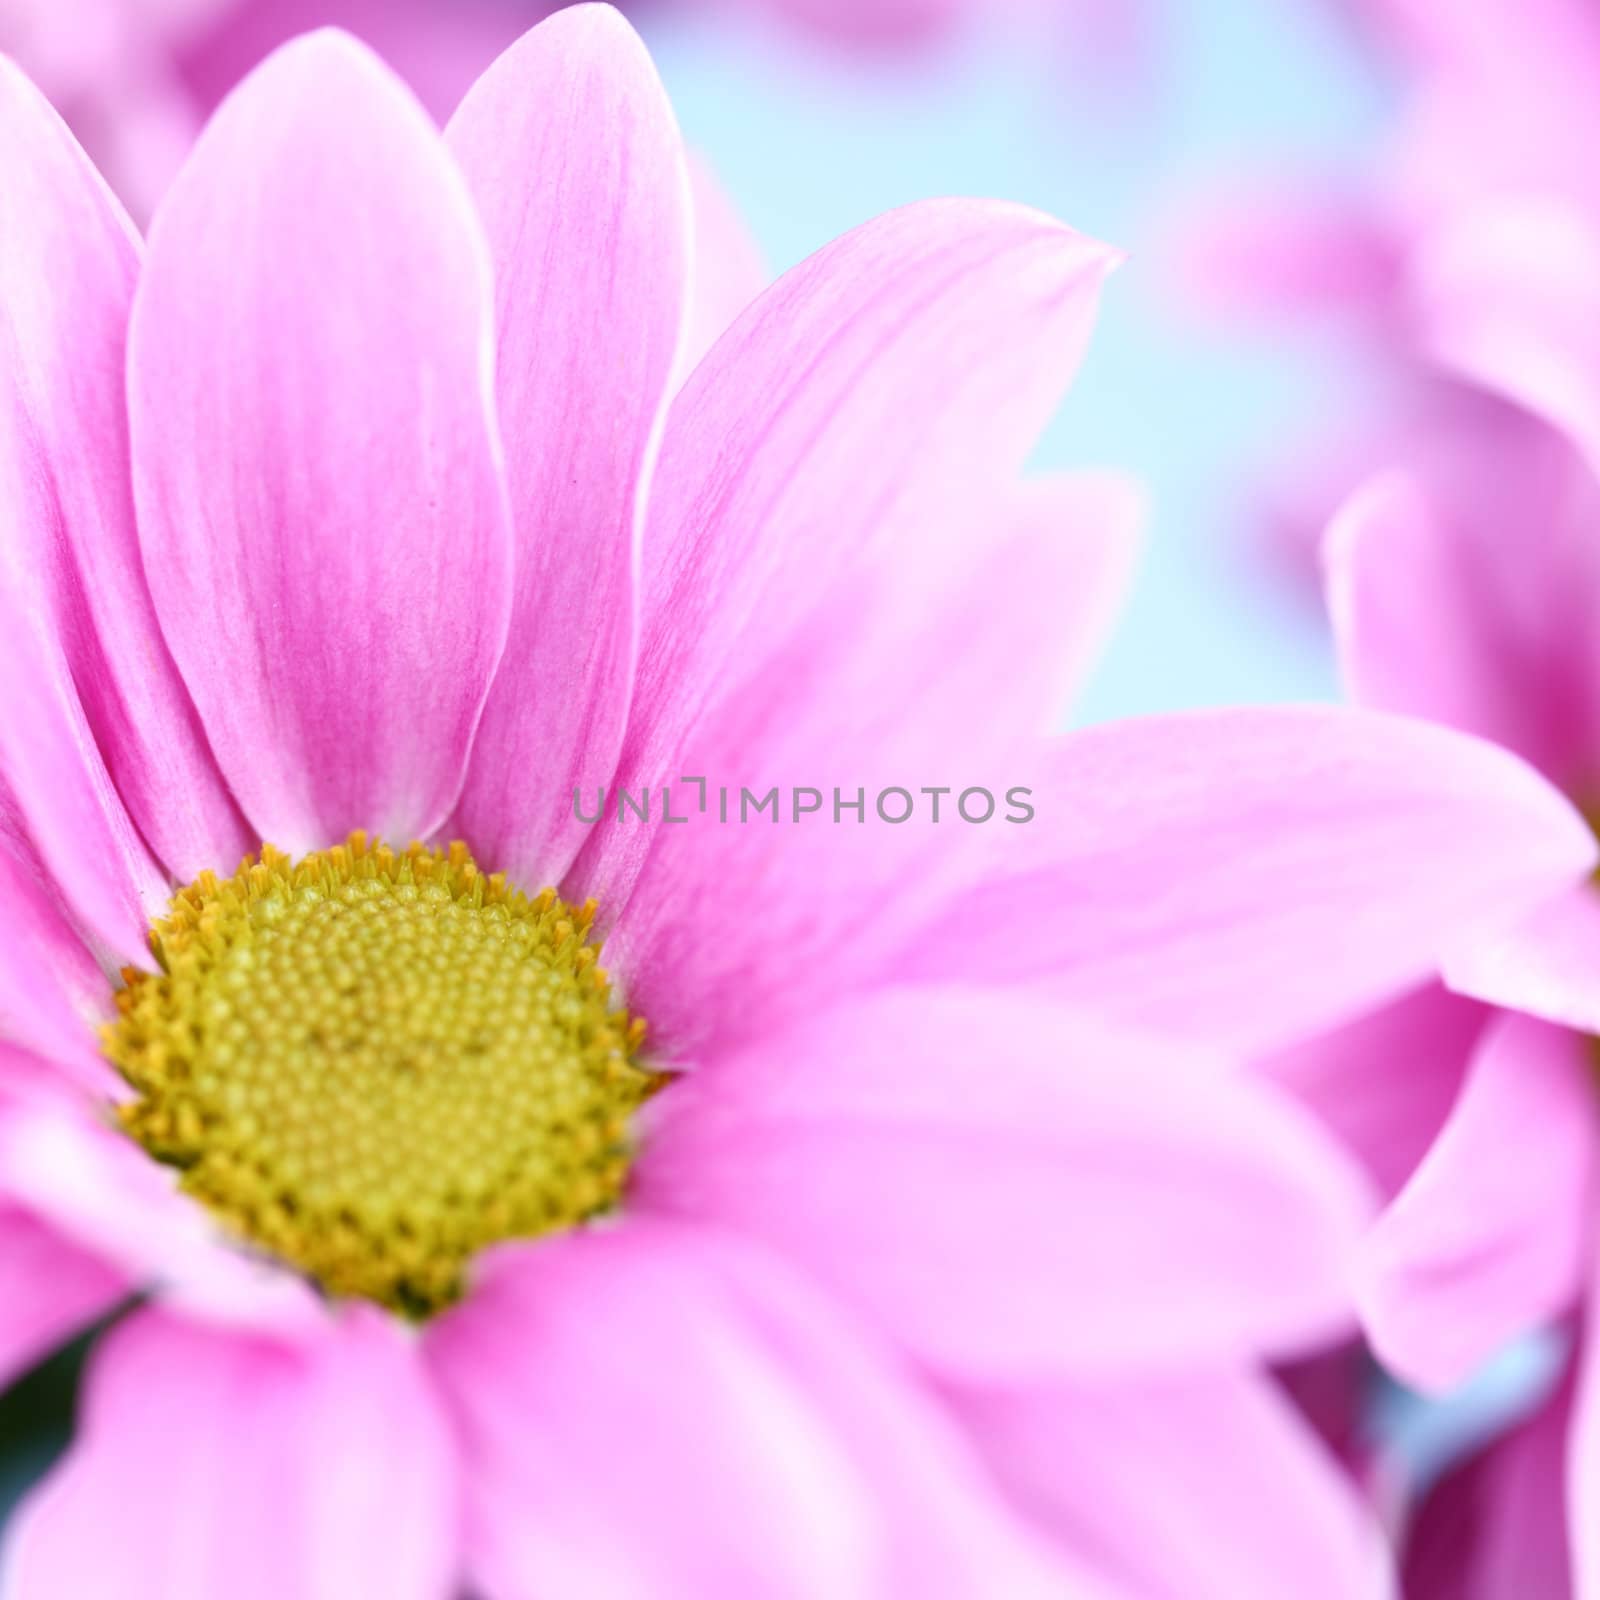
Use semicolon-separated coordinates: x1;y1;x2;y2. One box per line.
104;833;654;1317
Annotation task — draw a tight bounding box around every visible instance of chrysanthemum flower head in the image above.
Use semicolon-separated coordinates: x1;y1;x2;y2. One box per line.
0;6;1594;1595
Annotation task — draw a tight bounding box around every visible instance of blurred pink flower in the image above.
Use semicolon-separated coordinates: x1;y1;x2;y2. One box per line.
1310;289;1600;1588
0;0;221;218
722;0;1147;63
2;0;1156;223
0;5;1589;1593
1170;0;1600;599
0;0;553;219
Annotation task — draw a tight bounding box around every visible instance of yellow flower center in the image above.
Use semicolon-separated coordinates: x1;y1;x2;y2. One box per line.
103;832;654;1317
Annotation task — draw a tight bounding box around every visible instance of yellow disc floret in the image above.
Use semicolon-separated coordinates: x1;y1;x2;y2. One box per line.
104;832;654;1317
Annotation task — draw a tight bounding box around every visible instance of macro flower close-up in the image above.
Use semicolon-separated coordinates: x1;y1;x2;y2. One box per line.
3;0;1598;1594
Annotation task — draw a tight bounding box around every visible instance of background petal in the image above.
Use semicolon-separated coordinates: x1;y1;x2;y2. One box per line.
1415;199;1600;472
1261;982;1486;1203
680;152;769;380
1326;447;1600;794
1359;1013;1597;1394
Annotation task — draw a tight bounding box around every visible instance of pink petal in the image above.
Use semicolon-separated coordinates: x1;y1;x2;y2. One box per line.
577;197;1121;911
426;1222;1076;1599
1326;443;1600;792
595;473;1143;1059
1008;469;1145;712
1445;882;1600;1037
1261;983;1486;1202
128;31;513;853
444;8;690;887
1404;1370;1573;1600
633;989;1375;1378
1278;1341;1371;1470
894;706;1598;1056
0;562;166;965
953;1368;1393;1599
0;814;115;1085
0;1203;126;1391
1248;382;1535;607
0;1104;323;1337
1354;0;1600;75
0;59;247;883
0;73;172;968
0;1044;104;1113
1163;171;1401;325
680;153;768;380
4;1306;458;1600
1415;199;1600;470
1359;1013;1596;1394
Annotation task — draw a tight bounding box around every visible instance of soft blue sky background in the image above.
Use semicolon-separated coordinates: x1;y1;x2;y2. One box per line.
637;0;1384;723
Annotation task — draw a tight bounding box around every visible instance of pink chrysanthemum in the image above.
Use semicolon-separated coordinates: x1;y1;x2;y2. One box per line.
1310;285;1600;1594
0;7;1591;1594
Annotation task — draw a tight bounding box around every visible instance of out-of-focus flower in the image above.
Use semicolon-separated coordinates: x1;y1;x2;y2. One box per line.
0;5;1589;1593
1401;1361;1575;1600
0;0;554;219
1168;0;1600;599
716;0;1146;63
1;0;1158;223
1311;279;1600;1586
1337;0;1600;225
0;0;223;219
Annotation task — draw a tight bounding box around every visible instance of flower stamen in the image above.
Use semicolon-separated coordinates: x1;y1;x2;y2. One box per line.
103;832;654;1317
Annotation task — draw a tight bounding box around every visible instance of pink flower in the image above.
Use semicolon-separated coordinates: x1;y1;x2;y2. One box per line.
0;0;551;218
1312;268;1600;1589
0;7;1590;1593
1167;0;1600;599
